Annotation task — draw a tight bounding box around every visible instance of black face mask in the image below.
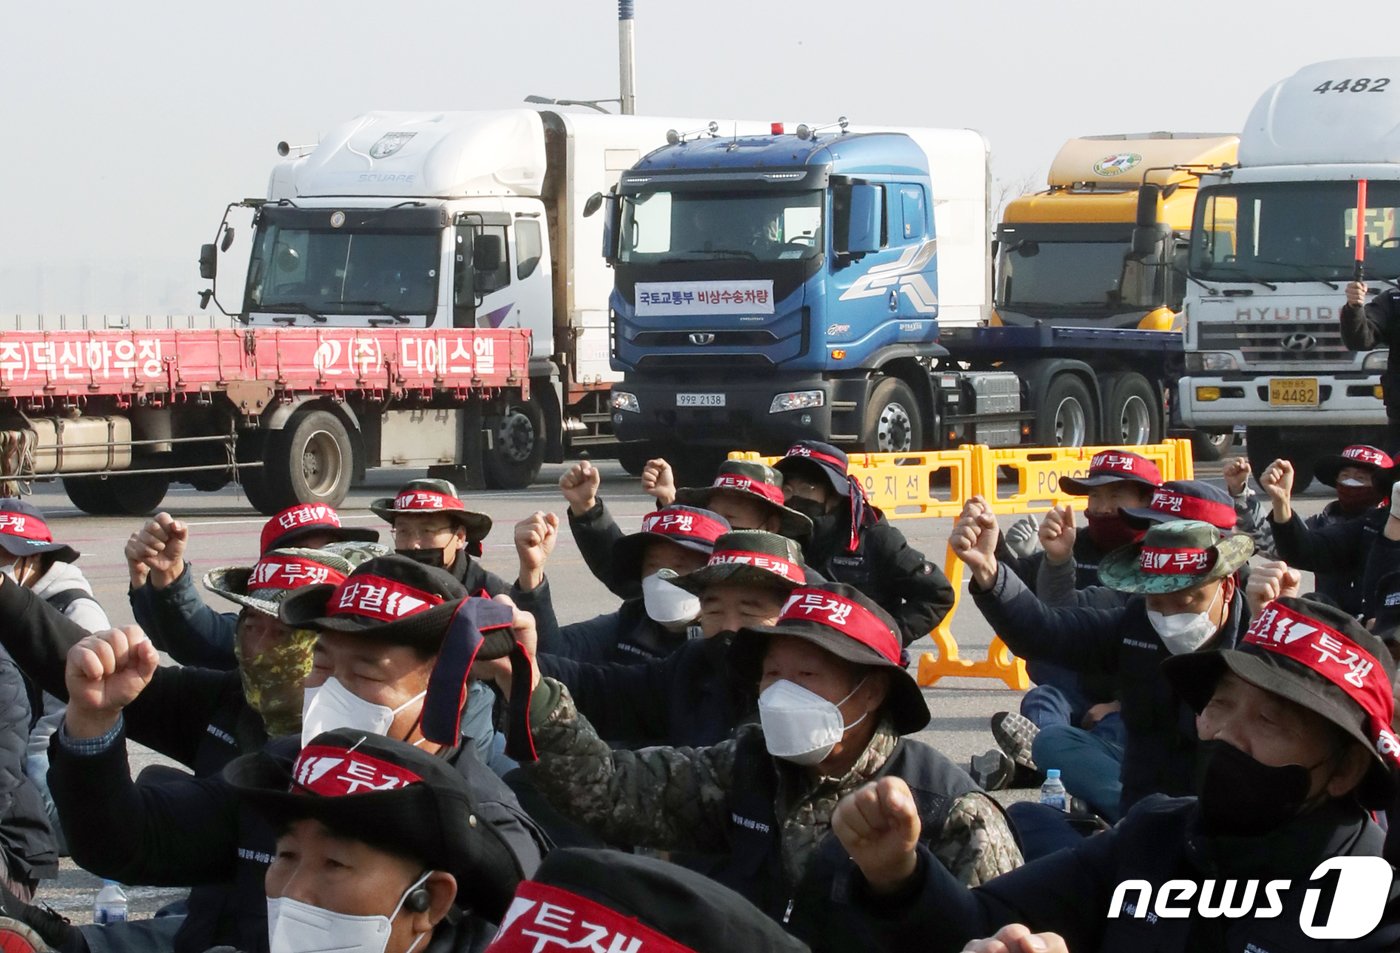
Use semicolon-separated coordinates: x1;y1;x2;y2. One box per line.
786;496;827;521
1194;739;1318;837
396;547;448;568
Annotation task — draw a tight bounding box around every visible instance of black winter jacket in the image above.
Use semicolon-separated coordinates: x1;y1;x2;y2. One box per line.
49;728;547;953
130;565;237;669
539;635;747;748
567;499;636;600
845;795;1400;953
1269;508;1400;618
0;648;53;882
538;597;691;666
999;529;1111;594
1342;289;1400;419
0;577;263;776
804;507;954;647
972;565;1248;814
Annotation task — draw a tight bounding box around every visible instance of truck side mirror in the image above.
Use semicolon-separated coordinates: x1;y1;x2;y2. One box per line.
199;243;217;281
601;193;619;261
1130;223;1171;261
840;184;882;256
474;234;503;272
220;226;237;252
583;192;605;218
1135;184;1162;229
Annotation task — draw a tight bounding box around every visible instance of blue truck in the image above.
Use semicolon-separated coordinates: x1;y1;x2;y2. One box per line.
603;122;1185;472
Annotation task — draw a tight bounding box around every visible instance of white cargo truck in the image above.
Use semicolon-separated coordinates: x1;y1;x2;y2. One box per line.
203;109;775;487
1179;58;1400;488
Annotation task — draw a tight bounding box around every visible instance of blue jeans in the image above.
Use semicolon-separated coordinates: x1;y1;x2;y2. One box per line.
1031;722;1126;822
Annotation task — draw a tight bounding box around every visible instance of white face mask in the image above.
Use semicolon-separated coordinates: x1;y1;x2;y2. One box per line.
641;569;701;632
267;871;431;953
1338;477;1369;487
758;677;868;766
301;677;426;748
1148;584;1224;655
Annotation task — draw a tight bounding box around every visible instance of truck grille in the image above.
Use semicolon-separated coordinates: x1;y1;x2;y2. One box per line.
1196;321;1353;366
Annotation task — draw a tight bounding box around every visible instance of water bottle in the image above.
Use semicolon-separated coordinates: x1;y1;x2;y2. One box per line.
93;880;128;925
1040;768;1068;812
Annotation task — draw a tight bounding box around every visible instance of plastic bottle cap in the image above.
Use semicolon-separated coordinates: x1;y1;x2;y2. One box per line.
1045;769;1060;779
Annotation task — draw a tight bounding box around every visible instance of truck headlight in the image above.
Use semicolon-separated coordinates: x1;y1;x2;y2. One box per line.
1364;350;1389;371
769;390;825;414
1185;352;1238;373
611;392;640;414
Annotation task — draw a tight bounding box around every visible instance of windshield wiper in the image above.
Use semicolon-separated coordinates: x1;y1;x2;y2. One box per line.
676;248;758;261
1200;268;1277;291
256;302;327;323
1261;260;1341;290
338;300;415;324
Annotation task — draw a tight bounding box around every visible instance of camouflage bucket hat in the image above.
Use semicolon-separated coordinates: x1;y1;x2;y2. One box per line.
673;530;808;595
1096;519;1254;595
205;542;387;619
674;460;813;542
369;478;492;542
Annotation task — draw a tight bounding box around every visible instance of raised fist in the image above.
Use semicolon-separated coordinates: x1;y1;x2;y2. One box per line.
1038;504;1077;566
640;458;677;507
1258;459;1295;522
558;461;601;516
951;497;1000;587
129;513;188;589
123;532;151;589
1223;456;1251;497
1246;559;1303;617
1002;516;1040;560
64;626;160;738
832;777;923;895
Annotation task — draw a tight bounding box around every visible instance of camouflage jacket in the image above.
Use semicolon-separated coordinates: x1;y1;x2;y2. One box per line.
524;678;1021;894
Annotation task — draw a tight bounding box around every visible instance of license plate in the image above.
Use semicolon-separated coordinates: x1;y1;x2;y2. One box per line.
1268;377;1319;408
676;393;725;408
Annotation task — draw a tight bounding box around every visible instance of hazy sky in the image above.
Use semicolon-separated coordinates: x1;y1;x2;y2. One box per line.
1;0;1385;313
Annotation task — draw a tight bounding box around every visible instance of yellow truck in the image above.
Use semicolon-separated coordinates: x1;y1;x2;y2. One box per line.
992;132;1239;453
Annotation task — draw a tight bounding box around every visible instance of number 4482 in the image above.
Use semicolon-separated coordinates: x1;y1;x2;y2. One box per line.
1314;78;1390;93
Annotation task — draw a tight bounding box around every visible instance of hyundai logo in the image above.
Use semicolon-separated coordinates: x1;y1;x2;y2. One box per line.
688;332;716;346
1282;332;1317;352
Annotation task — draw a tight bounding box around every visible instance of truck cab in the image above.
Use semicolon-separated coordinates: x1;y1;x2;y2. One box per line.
1178;59;1400;486
607;124;991;460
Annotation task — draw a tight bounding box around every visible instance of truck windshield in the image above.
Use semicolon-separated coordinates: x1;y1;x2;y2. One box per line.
246;224;440;316
618;189;823;263
1190;180;1400;284
997;240;1162;311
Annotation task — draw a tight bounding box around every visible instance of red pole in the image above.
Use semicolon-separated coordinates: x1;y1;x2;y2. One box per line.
1355;179;1369;282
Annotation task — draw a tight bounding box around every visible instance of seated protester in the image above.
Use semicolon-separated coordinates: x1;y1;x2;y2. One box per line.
0;501;108;861
486;847;811;953
561;459;812;600
482;583;1021;951
540;506;729;665
1260;453;1400;615
953;501;1253;857
539;530;804;748
774;441;954;647
223;729;526;953
830;596;1400;953
127;503;379;669
373;479;556;615
1367;570;1400;867
0;544;375;953
43;558;546;953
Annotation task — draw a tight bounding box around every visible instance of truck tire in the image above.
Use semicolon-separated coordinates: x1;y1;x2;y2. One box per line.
1101;373;1161;446
238;467;281;516
1035;375;1097;448
63;473;169;516
616;443;656;477
264;409;354;511
1246;426;1316;493
862;377;922;453
1190;430;1234;462
483;396;546;490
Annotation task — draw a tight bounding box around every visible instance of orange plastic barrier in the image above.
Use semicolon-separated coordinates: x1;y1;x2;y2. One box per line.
728;438;1196;691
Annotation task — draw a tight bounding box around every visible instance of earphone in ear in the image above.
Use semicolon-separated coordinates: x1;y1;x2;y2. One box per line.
405;886;432;913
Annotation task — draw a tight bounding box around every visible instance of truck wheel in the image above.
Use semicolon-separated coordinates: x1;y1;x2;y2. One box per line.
1246;426;1316;493
1102;373;1160;446
1036;375;1096;448
484;397;546;490
63;474;169;516
1190;430;1234;461
616;443;656;477
862;378;922;453
238;467;281;516
266;409;353;510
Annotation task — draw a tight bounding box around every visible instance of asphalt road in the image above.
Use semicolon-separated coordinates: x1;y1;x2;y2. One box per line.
24;450;1332;921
